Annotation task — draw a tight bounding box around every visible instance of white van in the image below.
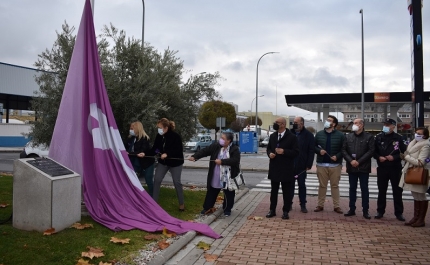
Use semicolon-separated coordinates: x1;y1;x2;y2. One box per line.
19;141;49;158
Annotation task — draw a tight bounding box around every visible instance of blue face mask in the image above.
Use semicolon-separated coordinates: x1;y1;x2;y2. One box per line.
157;128;164;135
382;126;390;133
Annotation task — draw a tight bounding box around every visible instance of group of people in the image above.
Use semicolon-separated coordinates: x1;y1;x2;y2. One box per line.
266;115;430;227
126;118;241;216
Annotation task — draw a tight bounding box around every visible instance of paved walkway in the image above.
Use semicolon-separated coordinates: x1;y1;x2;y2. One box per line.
166;191;430;265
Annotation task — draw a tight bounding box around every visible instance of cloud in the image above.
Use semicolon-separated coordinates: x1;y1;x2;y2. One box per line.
298;67;349;88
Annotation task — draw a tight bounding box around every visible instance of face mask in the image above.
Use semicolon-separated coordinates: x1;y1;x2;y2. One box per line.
273;123;280;131
129;130;135;136
352;125;359;132
157;128;164;135
382;126;390;133
292;124;299;130
415;134;424;141
324;121;331;129
219;139;225;146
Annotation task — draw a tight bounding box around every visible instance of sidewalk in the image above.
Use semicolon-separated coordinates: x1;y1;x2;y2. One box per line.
166;191;430;265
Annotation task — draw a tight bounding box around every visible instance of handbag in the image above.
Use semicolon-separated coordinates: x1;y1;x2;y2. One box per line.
226;166;246;191
405;160;429;185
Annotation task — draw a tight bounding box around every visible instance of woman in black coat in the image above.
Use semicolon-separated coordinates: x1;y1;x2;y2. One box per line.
142;118;185;211
127;121;155;196
189;132;240;217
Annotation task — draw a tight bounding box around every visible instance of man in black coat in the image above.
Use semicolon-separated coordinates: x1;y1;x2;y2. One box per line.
266;117;299;220
290;116;315;213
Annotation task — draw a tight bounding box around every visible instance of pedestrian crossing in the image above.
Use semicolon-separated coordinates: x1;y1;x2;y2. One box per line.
251;173;415;201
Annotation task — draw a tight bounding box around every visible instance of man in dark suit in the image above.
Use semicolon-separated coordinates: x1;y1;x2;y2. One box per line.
266;117;299;220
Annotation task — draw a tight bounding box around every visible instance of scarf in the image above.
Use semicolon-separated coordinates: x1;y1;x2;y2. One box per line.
219;144;231;188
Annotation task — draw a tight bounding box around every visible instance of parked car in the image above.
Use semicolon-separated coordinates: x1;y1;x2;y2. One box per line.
19;141;49;158
184;134;213;152
259;136;269;147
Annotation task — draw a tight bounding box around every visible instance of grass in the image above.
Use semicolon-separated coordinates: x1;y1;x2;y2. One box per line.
0;175;207;265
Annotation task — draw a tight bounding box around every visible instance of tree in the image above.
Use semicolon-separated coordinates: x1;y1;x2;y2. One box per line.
229;117;246;132
244;116;262;126
29;22;221;146
198;100;236;139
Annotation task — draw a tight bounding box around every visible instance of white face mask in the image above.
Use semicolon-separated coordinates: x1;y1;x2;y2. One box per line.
157;128;164;135
352;125;359;132
324;120;331;129
129;130;135;136
415;134;424;141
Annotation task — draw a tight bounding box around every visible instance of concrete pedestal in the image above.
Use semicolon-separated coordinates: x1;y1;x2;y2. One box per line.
13;158;81;232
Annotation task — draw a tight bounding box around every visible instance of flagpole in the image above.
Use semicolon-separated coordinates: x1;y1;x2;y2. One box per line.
91;0;95;16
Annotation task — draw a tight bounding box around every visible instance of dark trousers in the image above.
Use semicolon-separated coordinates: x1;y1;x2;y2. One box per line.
348;172;369;212
290;171;307;206
130;156;154;197
376;167;403;216
203;186;235;213
270;181;292;212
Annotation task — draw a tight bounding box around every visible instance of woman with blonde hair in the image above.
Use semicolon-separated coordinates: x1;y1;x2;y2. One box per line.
127;121;155;196
400;127;430;227
140;118;185;211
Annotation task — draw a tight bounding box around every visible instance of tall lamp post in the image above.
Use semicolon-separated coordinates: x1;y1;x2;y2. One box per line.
360;9;364;119
251;95;264;115
141;0;145;47
256;52;278;137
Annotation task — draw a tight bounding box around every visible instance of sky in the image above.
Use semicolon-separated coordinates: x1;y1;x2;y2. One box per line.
1;0;429;121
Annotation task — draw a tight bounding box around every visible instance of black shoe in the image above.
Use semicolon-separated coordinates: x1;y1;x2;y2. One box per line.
282;211;289;220
300;205;308;213
396;214;405;221
363;212;371;219
375;212;384;219
344;210;356;217
266;210;276;218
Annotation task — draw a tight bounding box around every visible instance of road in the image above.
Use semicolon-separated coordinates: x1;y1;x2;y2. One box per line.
0;152;266;188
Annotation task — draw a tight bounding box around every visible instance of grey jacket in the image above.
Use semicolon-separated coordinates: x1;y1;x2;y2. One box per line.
342;131;375;173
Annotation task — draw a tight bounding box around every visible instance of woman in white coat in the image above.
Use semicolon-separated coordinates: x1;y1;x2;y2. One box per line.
400;127;430;227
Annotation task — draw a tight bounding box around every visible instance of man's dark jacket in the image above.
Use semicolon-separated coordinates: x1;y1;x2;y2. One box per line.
294;127;315;173
342;130;375;173
314;129;345;164
192;143;240;189
373;132;406;169
266;129;299;182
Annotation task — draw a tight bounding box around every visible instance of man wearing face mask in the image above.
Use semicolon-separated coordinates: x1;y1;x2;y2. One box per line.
342;119;375;219
265;117;299;220
290;116;315;213
314;115;345;214
373;118;407;221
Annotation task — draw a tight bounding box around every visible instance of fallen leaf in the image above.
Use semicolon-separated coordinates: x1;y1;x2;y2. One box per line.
247;216;254;220
76;259;92;265
0;203;9;208
204;253;218;262
204;208;216;214
43;228;56;236
81;246;105;259
196;241;211;251
253;216;263;220
186;220;196;222
144;234;161;240
110;237;130;244
189;185;197;189
71;223;94;230
98;262;112;265
162;227;177;238
158;240;170;250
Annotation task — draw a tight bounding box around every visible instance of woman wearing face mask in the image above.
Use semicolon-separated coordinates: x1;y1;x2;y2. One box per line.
141;118;185;210
399;127;430;227
189;132;240;217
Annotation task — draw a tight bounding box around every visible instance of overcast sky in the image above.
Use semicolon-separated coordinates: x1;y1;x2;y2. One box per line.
1;0;429;120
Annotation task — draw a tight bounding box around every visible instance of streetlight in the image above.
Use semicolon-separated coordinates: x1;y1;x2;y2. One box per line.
141;0;145;47
360;9;364;119
251;95;264;115
256;52;278;137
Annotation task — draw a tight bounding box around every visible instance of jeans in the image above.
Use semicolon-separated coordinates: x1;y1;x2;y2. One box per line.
290;171;307;206
348;172;369;212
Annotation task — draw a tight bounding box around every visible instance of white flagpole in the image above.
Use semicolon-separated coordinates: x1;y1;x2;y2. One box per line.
90;0;95;16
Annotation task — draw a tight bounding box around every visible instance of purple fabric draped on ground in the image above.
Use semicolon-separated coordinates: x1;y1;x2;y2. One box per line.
48;0;220;239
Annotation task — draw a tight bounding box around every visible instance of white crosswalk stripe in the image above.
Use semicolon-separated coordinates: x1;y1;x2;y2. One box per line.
251;173;414;201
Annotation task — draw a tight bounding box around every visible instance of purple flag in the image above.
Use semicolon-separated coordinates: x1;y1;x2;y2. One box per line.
49;0;220;239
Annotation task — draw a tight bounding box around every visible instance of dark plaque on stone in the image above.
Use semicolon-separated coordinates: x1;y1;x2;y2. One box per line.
26;158;74;177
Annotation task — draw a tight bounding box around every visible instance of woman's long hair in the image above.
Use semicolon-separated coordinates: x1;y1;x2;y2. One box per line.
158;118;175;131
132;121;150;141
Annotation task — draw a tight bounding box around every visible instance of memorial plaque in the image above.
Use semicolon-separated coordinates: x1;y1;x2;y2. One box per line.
27;158;73;177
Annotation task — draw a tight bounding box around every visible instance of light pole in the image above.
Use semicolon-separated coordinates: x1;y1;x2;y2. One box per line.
251;95;264;116
141;0;145;47
360;9;364;119
256;52;278;137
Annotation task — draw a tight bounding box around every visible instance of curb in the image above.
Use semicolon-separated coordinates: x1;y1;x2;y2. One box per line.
147;187;250;265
